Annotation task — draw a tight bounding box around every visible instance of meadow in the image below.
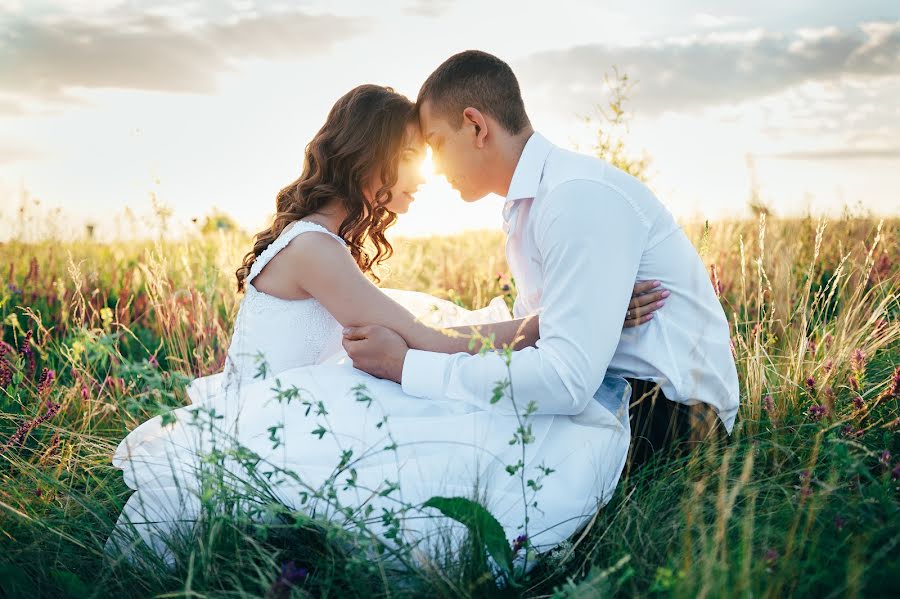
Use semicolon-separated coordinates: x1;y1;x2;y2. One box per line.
0;214;898;598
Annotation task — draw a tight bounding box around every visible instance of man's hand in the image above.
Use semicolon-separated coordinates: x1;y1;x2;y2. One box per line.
624;280;669;328
342;324;409;383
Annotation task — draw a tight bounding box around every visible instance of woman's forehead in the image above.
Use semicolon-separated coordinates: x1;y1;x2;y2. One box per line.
405;122;425;148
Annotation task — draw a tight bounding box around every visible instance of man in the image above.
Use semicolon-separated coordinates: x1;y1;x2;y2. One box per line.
344;50;739;469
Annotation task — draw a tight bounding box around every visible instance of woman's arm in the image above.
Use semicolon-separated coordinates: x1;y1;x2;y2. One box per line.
284;232;667;355
281;233;515;354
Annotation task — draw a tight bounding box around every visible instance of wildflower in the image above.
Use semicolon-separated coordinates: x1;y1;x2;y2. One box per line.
807;404;828;421
37;368;55;395
268;561;308;598
0;342;13;388
80;385;90;400
834;516;846;531
100;307;113;328
879;450;892;466
512;534;528;553
852;395;865;410
823;359;834;374
763;548;779;565
148;355;158;368
849;375;860;392
6;283;22;295
20;330;35;378
805;375;817;396
841;424;854;437
763;395;775;413
824;334;833;348
807;339;817;355
0;401;61;454
70;340;85;361
890;366;900;397
850;348;867;373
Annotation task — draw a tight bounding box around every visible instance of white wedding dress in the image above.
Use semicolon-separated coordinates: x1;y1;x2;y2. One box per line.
107;221;631;567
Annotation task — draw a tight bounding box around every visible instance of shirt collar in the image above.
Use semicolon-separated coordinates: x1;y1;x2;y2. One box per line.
505;131;553;202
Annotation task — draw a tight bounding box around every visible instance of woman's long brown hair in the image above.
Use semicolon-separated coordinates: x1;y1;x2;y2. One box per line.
236;85;416;292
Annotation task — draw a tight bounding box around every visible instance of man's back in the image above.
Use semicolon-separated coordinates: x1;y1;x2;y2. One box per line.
515;142;740;431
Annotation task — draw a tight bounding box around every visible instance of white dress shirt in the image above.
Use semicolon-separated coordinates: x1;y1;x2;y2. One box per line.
402;132;740;433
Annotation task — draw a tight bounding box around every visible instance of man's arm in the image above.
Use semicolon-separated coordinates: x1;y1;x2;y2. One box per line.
399;180;648;415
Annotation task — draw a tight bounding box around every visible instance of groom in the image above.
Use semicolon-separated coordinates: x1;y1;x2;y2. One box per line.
345;50;739;467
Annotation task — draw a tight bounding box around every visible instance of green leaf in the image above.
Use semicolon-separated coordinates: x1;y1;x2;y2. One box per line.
50;569;90;598
0;563;30;597
423;496;513;577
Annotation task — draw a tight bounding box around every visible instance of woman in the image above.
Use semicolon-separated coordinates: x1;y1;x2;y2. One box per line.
107;85;665;568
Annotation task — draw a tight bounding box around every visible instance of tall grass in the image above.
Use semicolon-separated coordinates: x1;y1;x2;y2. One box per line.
1;214;898;597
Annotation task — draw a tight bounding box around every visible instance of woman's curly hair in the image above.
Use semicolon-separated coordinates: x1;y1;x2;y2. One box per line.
236;84;416;292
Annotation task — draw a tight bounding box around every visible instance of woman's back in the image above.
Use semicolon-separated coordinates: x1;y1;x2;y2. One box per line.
225;220;348;381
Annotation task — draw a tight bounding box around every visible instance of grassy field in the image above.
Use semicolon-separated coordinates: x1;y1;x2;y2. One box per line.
0;215;898;598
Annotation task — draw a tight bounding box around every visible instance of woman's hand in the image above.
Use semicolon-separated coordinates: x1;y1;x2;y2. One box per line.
624;280;669;328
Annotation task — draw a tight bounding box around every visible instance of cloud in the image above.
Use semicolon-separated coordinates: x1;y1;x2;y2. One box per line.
691;14;746;29
516;21;900;116
0;11;366;104
0;142;43;164
404;0;453;17
770;148;900;160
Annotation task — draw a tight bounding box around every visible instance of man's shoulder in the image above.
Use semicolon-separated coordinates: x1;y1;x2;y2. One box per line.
537;147;660;228
541;146;607;189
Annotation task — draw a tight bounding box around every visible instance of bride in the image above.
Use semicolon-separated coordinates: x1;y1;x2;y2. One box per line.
107;84;663;569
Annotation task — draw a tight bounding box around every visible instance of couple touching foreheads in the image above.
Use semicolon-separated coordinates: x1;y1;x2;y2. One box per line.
108;50;739;566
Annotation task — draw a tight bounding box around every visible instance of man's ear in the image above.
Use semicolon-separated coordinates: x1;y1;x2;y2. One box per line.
462;107;488;149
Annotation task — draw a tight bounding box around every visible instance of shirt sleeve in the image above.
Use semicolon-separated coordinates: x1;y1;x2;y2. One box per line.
401;179;649;415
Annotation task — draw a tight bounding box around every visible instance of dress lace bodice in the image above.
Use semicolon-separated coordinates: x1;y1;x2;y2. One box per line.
225;221;348;381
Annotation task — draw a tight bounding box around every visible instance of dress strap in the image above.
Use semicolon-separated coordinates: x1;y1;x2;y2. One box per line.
246;221;347;285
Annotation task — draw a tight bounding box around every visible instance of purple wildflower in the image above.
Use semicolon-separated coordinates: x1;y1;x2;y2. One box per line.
890;366;900;397
37;368;55;395
763;548;779;565
850;349;867;373
805;375;817;396
763;395;775;413
0;401;61;454
849;375;860;392
268;561;308;598
148;355;159;368
20;331;35;378
834;516;846;531
852;395;865;410
512;534;528;553
807;404;828;421
879;450;892;466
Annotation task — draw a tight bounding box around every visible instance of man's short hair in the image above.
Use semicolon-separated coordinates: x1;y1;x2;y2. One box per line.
417;50;530;135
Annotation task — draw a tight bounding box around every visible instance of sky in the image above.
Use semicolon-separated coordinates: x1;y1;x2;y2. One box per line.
1;0;899;241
